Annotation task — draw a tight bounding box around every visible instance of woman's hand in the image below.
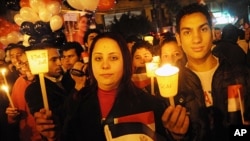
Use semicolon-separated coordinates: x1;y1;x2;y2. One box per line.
162;105;190;140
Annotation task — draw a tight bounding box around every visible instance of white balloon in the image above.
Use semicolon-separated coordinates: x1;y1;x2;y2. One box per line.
20;7;40;23
79;0;100;11
7;31;22;43
7;31;22;44
22;34;30;47
50;15;63;32
39;7;52;22
14;14;24;26
67;0;84;10
46;1;61;16
29;0;46;13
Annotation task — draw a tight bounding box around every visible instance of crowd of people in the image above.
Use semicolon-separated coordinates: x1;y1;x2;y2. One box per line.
0;2;250;141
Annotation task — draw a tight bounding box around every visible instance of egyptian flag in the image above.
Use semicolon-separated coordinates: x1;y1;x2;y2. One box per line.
131;73;151;89
104;111;165;141
227;84;243;112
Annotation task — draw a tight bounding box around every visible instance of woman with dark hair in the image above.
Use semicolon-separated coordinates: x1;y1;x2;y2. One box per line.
32;32;189;141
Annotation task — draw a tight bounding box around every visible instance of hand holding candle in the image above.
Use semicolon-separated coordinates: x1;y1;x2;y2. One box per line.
155;64;179;106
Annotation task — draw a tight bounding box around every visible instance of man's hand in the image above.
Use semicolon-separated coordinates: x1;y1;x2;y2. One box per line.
34;109;58;141
162;105;189;140
70;61;88;91
5;107;20;123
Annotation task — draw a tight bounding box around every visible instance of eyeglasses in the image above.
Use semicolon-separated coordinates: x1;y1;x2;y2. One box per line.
70;68;85;77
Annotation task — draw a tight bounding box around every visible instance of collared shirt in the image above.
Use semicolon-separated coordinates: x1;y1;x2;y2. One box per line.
44;74;64;90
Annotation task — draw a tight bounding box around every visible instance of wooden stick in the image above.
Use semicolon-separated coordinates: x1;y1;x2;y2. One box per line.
169;96;175;107
151;77;154;96
237;88;245;124
39;73;49;111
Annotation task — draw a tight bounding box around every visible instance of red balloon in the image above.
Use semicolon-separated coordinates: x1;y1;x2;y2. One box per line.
97;0;115;11
20;0;30;7
0;42;5;50
44;0;62;4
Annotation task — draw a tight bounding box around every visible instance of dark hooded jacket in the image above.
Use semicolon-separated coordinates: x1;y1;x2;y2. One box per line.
212;24;246;66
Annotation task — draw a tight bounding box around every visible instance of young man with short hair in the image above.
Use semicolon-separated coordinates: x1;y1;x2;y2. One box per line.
175;3;250;141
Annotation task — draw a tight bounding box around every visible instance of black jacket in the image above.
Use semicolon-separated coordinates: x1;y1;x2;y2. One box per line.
62;85;169;141
25;76;68;117
177;58;250;141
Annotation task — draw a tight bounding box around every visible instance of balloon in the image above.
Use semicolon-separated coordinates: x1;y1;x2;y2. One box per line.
34;21;52;35
0;36;9;46
53;30;66;46
46;1;61;15
97;0;115;11
28;36;40;46
22;34;30;47
7;31;22;44
5;0;21;11
67;0;84;10
79;0;100;11
50;15;63;32
20;22;36;36
29;0;46;13
63;0;77;10
14;14;24;26
40;34;54;43
39;7;53;22
20;7;40;23
0;42;5;50
20;0;30;7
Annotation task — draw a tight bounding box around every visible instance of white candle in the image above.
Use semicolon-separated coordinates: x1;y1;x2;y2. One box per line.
1;68;8;86
144;36;154;45
1;85;15;108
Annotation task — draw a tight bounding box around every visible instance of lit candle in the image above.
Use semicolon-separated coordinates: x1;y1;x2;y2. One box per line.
144;35;154;45
1;68;8;86
152;56;160;63
1;85;15;108
26;50;49;111
155;64;179;106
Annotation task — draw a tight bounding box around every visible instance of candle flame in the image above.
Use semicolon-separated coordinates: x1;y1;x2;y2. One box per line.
1;85;9;93
1;68;6;75
152;56;160;63
155;64;179;76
